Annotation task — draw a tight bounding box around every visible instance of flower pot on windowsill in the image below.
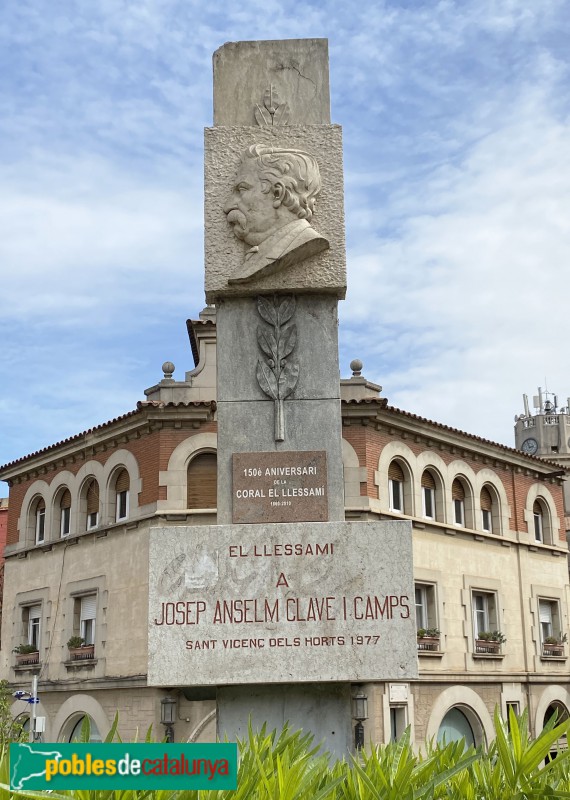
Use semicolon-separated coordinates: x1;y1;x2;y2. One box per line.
542;636;566;657
13;646;39;666
475;631;506;655
416;628;441;652
475;638;501;654
68;644;95;661
67;636;95;661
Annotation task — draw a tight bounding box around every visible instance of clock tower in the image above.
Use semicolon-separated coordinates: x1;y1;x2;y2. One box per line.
515;389;570;521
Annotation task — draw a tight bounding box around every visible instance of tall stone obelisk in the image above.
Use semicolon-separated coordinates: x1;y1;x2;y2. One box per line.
206;39;352;753
147;39;417;761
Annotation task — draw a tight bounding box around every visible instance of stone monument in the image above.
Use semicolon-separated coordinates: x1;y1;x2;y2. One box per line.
148;38;417;759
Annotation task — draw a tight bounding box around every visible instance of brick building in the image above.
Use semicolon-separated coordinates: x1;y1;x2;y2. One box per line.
0;308;568;747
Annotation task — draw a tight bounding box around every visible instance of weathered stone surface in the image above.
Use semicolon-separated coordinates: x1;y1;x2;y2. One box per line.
218;684;352;761
232;450;328;523
148;521;418;686
204;125;346;300
216;295;341;402
213;39;330;126
216;398;344;523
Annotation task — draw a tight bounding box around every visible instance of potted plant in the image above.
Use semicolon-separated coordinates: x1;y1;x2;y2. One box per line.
13;643;40;665
475;630;506;654
417;628;441;651
543;633;567;657
67;635;95;660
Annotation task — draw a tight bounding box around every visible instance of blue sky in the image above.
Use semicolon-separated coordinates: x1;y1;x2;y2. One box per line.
1;0;569;470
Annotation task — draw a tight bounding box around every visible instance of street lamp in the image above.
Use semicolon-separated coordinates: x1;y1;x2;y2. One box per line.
13;677;40;742
352;689;368;751
160;694;177;742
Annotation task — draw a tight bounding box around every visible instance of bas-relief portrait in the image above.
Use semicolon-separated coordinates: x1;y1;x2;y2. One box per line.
223;144;330;285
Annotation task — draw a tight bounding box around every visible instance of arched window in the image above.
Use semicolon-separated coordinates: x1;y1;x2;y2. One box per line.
60;489;71;537
388;461;405;513
187;453;217;509
452;479;465;527
114;469;130;522
437;707;480;747
35;499;46;544
65;715;102;743
421;471;436;519
85;480;99;530
480;487;493;533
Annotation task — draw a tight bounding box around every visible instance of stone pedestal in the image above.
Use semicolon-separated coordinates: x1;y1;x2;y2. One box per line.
216;295;344;524
217;684;352;761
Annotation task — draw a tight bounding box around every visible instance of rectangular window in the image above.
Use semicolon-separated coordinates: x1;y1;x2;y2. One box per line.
534;513;543;543
415;583;437;630
87;511;98;530
389;479;403;512
79;595;97;645
389;706;407;742
422;487;435;519
506;702;520;732
472;591;497;639
538;598;562;646
35;509;45;544
26;605;41;650
116;490;129;522
454;499;465;526
481;509;492;532
60;507;70;537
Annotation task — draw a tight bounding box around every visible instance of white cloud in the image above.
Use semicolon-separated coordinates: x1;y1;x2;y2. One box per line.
1;0;569;467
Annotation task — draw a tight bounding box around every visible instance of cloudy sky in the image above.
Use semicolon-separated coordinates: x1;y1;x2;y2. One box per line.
1;0;569;470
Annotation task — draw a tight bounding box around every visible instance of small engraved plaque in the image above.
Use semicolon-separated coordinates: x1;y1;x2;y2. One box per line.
232;451;328;523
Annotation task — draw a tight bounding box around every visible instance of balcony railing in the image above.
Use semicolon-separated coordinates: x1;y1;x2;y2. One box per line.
15;651;39;667
69;645;95;661
417;636;440;652
475;639;501;655
542;642;565;657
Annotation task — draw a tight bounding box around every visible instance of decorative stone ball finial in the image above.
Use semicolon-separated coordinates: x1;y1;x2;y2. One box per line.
350;359;363;377
162;361;175;380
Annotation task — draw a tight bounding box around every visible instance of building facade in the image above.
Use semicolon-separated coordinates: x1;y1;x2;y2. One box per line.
1;311;568;749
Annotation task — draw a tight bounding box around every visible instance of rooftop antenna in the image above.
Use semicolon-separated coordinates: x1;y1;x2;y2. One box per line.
523;394;530;417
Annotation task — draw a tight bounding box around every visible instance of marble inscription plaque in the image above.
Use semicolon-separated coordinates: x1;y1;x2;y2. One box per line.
232;451;328;523
148;521;418;686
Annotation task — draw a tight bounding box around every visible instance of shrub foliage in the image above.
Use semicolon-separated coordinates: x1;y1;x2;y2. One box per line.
2;707;570;799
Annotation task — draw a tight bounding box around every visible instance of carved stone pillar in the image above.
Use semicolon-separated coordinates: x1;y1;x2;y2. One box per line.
205;39;347;526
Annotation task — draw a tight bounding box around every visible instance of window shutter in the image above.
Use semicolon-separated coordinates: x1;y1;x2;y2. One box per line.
452;479;465;501
86;481;99;514
539;600;552;624
480;487;492;511
388;462;404;482
187;453;217;509
533;500;542;515
80;595;97;621
421;471;436;490
28;605;41;621
115;470;130;493
60;489;71;510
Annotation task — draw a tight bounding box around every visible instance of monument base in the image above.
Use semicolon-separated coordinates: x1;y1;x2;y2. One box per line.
217;682;352;760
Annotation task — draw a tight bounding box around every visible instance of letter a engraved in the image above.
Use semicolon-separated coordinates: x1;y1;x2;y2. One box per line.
276;573;289;588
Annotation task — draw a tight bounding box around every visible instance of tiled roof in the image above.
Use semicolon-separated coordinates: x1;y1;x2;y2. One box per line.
0;401;214;473
345;399;565;470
